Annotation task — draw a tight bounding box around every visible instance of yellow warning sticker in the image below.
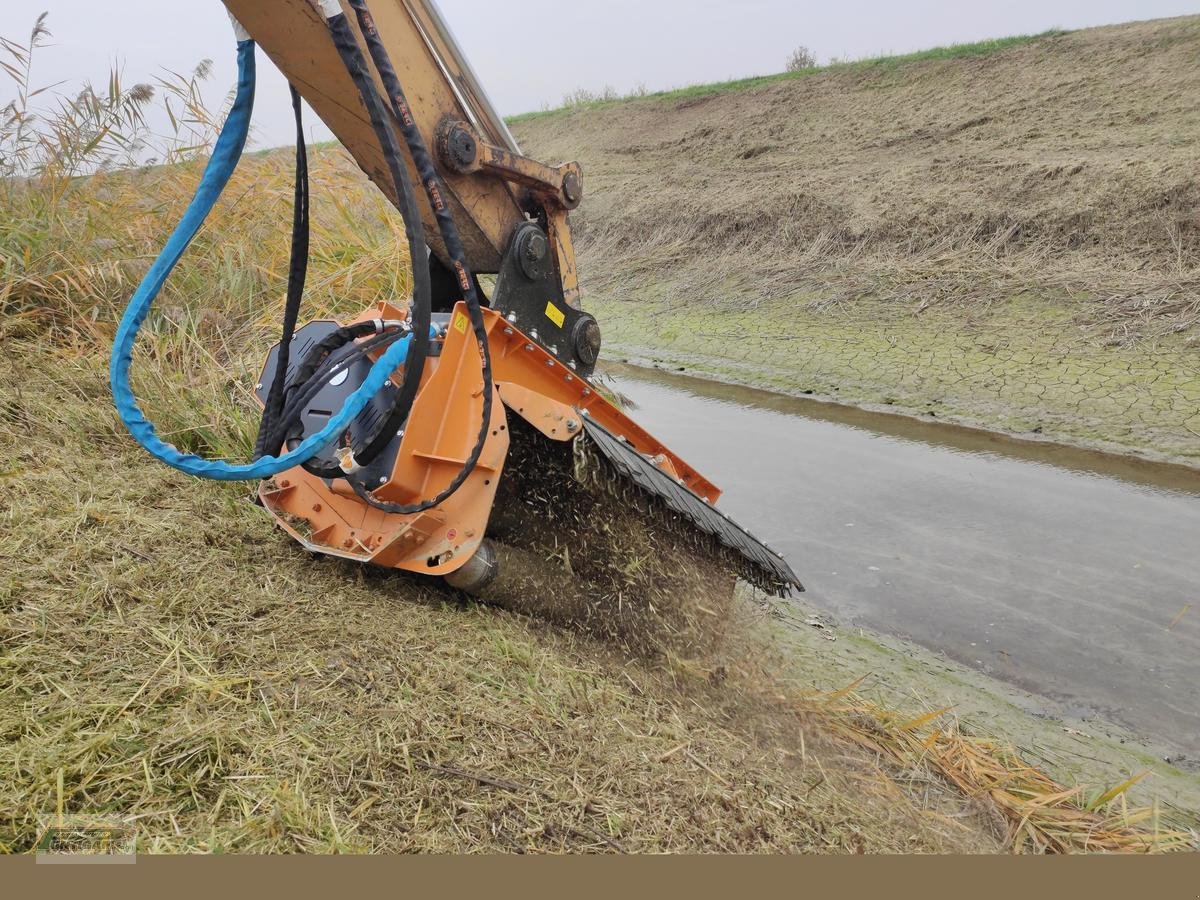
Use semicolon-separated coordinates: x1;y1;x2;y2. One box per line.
544;302;566;328
452;313;468;334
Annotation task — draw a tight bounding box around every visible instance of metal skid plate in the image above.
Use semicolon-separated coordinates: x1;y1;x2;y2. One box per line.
579;416;803;595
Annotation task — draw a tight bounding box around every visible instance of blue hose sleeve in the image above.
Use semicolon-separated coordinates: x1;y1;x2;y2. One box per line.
109;40;415;482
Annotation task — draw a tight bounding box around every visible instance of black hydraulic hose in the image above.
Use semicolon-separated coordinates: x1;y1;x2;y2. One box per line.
286;321;384;402
309;10;434;479
253;84;309;460
343;0;495;516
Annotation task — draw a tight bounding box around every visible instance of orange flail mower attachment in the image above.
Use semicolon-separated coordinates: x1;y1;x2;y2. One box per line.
258;301;721;579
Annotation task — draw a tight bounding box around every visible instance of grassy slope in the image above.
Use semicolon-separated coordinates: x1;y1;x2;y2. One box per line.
513;17;1200;464
509;30;1066;124
0;147;1005;853
1;48;1192;852
0;350;1010;853
4;345;1192;851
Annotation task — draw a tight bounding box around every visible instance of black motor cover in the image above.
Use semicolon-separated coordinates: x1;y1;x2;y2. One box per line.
255;320;402;483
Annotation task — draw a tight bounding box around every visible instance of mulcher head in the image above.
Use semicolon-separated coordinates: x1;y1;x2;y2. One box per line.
258;303;801;651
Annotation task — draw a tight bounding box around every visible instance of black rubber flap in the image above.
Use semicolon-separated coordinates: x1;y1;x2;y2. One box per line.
580;416;803;595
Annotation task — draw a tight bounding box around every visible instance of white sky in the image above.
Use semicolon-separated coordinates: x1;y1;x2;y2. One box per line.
2;1;1194;150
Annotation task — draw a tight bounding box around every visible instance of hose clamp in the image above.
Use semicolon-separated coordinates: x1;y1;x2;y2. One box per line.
315;0;344;20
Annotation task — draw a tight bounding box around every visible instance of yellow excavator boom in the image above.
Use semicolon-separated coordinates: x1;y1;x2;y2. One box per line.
223;0;582;306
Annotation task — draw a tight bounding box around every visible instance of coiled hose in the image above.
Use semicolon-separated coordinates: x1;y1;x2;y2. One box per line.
112;7;494;508
108;39;417;482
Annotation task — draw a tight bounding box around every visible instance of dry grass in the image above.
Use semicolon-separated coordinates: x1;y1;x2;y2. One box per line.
798;691;1191;853
515;17;1200;331
2;344;1191;853
1;14;1195;854
0;349;1011;853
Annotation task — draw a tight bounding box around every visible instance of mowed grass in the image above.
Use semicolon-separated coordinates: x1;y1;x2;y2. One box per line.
1;15;1194;853
0;357;1007;852
506;30;1066;123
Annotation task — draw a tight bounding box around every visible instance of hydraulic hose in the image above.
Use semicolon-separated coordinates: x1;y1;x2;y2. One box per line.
253;83;310;460
308;10;434;479
109;39;417;482
340;0;495;515
113;9;493;498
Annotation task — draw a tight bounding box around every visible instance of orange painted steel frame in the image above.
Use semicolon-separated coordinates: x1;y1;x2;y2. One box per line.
233;0;719;576
259;302;722;577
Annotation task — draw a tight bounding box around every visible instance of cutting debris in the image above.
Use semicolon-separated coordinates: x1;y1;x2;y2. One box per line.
108;0;800;645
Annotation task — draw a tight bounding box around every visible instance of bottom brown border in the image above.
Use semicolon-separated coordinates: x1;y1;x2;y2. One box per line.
2;854;1198;899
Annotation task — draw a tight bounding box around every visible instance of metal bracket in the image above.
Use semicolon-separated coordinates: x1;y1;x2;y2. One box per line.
436;119;582;210
491;223;600;378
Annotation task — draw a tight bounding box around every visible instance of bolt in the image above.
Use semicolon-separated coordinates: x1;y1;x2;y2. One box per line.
255;383;263;391
524;231;548;261
503;327;513;336
562;171;583;204
524;344;534;352
546;359;555;367
530;328;539;340
379;476;388;485
442;123;477;171
312;503;322;513
566;419;579;432
582;388;592;397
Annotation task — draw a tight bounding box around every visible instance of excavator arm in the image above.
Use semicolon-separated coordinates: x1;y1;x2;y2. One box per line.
224;0;585;340
116;0;800;637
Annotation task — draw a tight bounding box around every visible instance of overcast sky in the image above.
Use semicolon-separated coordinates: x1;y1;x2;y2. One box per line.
2;1;1194;150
